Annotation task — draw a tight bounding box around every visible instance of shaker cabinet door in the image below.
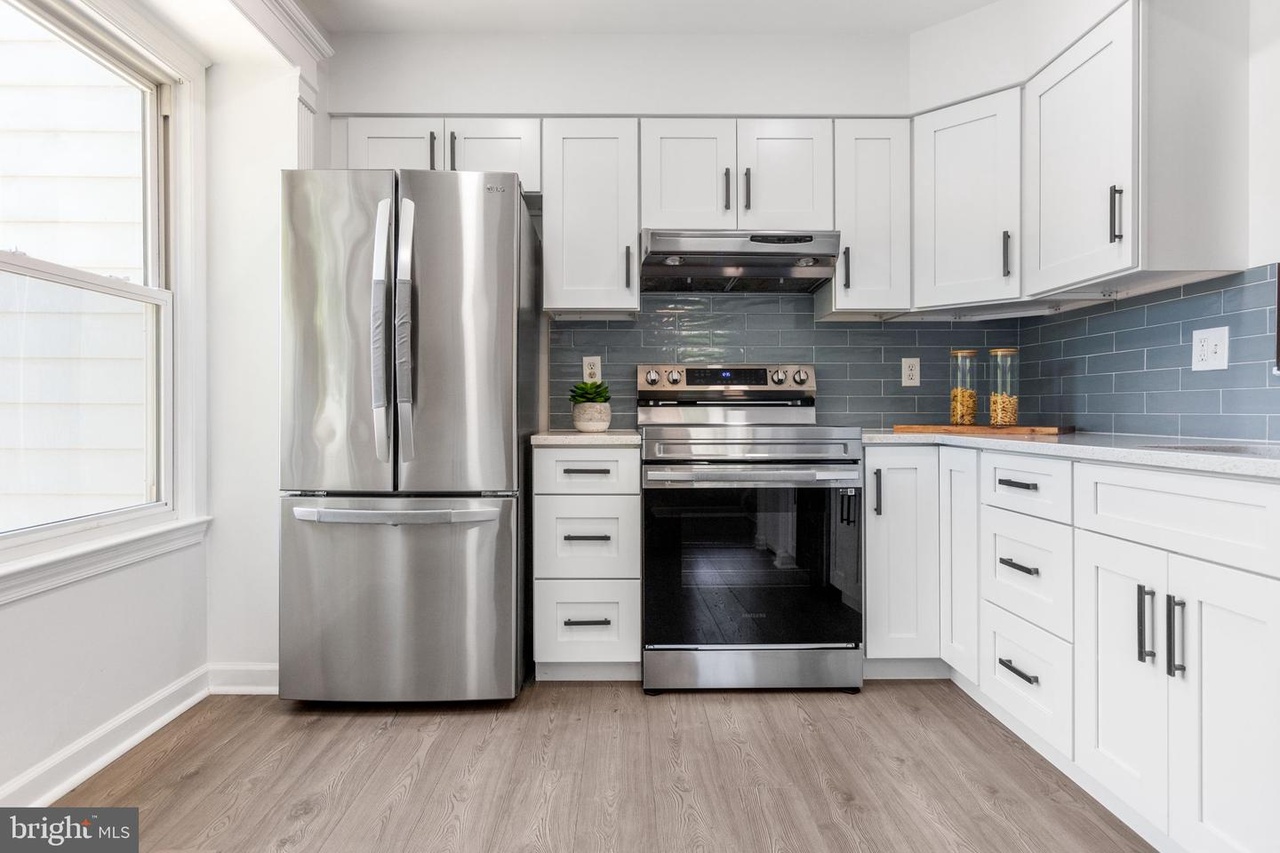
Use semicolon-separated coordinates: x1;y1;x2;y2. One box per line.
445;117;541;190
346;116;444;170
939;447;979;682
640;118;737;229
736;118;833;231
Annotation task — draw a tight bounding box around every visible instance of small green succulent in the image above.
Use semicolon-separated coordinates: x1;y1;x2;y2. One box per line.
569;381;611;404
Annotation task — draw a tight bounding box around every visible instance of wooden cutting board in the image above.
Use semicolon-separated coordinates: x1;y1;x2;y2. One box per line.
892;424;1076;436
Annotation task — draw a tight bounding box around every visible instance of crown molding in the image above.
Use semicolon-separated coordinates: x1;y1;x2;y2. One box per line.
259;0;333;62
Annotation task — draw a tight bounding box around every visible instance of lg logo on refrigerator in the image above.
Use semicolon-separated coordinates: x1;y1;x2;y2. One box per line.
485;185;506;193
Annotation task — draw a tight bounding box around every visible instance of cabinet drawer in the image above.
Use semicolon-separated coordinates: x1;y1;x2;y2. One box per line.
980;601;1073;757
980;452;1072;523
534;495;640;579
533;447;639;495
980;506;1073;640
1075;463;1280;579
534;579;641;663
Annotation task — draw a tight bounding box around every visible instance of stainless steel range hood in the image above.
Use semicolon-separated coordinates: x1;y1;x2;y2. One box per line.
640;229;840;293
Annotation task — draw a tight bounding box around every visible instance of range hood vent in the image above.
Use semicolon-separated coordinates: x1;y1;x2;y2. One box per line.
640;229;840;294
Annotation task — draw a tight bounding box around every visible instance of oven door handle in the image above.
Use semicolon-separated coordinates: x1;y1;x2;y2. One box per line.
644;467;861;487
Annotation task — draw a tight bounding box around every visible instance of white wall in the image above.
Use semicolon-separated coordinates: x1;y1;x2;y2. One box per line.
204;62;298;684
326;32;910;117
1250;0;1280;267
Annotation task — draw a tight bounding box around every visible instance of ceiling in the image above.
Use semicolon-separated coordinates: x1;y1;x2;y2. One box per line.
296;0;1001;36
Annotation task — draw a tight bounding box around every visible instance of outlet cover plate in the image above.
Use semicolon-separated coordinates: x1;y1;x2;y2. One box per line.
1191;327;1229;371
583;356;601;382
901;357;921;387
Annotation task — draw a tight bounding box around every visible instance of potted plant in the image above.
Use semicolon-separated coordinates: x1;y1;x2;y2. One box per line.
570;380;612;433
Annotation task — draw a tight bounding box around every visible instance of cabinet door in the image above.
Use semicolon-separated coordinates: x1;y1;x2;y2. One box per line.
444;117;541;191
542;118;639;313
1023;3;1136;295
640;118;736;229
913;89;1021;308
865;446;940;659
939;447;979;682
1074;530;1169;831
347;117;444;170
736;118;833;231
1168;556;1280;853
830;119;911;311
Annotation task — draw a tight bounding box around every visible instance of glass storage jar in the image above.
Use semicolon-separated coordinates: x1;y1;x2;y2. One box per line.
949;349;978;425
988;348;1020;426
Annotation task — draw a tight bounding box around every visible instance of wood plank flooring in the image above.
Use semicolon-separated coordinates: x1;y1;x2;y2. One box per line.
57;680;1152;852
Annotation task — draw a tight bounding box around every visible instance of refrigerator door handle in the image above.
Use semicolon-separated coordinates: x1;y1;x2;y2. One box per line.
370;198;393;462
394;197;417;461
292;507;502;525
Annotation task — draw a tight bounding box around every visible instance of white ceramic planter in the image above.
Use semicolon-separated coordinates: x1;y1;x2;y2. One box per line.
572;402;612;433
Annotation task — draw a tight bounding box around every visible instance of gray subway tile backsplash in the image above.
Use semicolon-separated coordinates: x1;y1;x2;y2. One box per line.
549;269;1280;438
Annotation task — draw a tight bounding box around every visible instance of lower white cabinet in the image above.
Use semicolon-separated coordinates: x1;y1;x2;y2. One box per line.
864;445;939;659
980;600;1074;756
980;505;1073;641
533;579;641;663
939;447;979;682
533;494;640;580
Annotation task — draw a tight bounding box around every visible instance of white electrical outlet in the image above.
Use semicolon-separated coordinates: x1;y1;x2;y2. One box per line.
1191;327;1229;372
901;357;921;387
582;355;601;382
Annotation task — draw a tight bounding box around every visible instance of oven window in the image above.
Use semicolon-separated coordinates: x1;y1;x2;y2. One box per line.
643;486;861;647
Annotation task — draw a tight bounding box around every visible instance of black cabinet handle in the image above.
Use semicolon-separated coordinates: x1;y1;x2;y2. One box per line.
625;245;632;289
843;246;851;289
1166;595;1187;677
724;167;731;210
873;469;882;516
564;618;611;627
450;131;457;170
998;658;1040;685
997;478;1039;491
1137;584;1156;662
1002;230;1011;277
998;556;1040;577
563;534;611;542
1109;185;1123;243
563;467;611;475
429;131;437;170
744;167;752;210
839;490;849;524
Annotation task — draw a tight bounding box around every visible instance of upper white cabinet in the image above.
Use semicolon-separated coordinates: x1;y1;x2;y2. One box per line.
913;88;1021;308
542;118;640;315
640;118;832;232
1023;0;1248;299
816;119;911;316
864;445;940;659
347;117;444;170
444;117;541;191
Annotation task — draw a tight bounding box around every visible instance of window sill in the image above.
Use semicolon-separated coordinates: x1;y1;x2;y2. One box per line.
0;516;211;607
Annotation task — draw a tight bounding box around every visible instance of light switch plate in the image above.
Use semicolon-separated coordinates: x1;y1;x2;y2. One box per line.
901;357;921;387
583;356;601;382
1191;327;1229;371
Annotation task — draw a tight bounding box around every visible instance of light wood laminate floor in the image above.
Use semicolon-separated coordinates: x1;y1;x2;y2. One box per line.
57;680;1152;852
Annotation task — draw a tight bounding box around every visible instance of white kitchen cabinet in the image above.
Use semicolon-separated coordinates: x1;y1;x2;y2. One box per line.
1023;0;1248;299
981;506;1074;641
912;88;1021;308
640;118;737;229
816;119;911;316
736;118;833;231
980;599;1074;756
864;446;939;659
347;116;444;170
444;117;541;190
542;118;640;315
939;447;979;683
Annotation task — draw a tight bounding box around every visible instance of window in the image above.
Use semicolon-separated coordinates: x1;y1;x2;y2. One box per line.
0;0;170;539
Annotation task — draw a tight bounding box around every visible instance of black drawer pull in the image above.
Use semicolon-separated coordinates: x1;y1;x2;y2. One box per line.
563;467;611;475
998;557;1040;577
997;478;1039;491
998;657;1040;685
563;534;611;542
1166;595;1187;677
1137;584;1156;662
564;618;611;627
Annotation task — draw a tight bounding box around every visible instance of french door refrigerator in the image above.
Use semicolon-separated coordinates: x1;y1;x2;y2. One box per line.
279;169;538;701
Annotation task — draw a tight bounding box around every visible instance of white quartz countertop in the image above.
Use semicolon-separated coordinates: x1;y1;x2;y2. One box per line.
531;430;642;447
863;430;1280;480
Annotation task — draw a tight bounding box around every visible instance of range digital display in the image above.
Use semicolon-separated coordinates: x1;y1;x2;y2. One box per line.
686;368;769;386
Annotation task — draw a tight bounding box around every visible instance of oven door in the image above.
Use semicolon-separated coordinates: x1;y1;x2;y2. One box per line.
642;464;862;650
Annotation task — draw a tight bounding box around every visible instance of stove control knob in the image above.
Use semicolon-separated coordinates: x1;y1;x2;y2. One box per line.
667;370;683;385
645;370;661;386
793;369;810;385
771;369;788;385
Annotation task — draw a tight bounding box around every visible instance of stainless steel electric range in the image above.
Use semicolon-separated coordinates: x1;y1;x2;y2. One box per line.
637;364;864;693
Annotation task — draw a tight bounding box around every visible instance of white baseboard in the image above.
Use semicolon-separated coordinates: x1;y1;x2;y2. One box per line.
535;662;642;681
0;666;209;807
864;658;951;679
207;662;279;694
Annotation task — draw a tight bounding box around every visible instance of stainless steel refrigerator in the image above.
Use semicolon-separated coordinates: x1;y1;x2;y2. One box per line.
279;169;539;702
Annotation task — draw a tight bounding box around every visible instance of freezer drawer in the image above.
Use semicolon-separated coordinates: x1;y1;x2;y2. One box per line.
280;496;519;701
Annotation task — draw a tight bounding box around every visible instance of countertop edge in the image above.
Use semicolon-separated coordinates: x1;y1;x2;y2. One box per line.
531;430;642;447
